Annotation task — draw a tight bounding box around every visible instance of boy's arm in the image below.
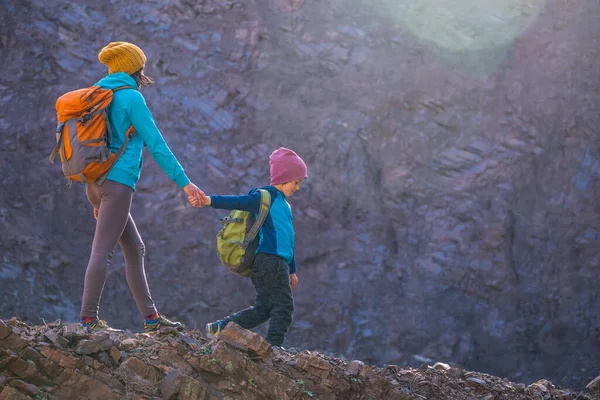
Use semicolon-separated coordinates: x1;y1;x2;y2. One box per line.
209;191;261;212
289;255;298;289
289;256;297;274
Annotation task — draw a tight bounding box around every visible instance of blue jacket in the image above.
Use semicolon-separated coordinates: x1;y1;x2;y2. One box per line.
96;73;190;191
210;186;297;273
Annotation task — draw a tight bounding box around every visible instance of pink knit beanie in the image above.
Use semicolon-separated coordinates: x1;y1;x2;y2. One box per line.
269;147;308;185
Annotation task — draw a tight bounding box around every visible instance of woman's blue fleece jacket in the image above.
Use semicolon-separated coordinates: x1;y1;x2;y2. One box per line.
96;72;190;191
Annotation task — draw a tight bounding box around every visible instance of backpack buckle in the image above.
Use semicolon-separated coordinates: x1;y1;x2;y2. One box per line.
81;113;93;125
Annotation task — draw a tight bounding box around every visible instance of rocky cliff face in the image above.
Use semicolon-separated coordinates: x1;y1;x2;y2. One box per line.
1;0;600;390
2;318;599;400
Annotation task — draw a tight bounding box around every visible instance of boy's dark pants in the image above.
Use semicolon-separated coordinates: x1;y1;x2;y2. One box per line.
218;253;294;346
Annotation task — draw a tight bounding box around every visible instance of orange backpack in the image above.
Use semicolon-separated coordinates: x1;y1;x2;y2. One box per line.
49;85;136;186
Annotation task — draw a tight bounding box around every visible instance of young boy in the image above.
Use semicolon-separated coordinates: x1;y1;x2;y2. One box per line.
192;147;307;347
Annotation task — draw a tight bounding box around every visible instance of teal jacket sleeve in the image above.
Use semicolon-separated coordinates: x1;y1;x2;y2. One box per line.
127;92;190;188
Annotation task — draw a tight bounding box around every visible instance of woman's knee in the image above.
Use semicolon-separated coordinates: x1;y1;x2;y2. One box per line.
89;247;116;270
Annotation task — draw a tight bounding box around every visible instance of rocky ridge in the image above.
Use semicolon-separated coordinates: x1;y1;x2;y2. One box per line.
1;318;599;400
1;0;600;390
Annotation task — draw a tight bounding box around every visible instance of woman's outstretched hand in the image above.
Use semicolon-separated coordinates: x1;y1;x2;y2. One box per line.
183;183;208;207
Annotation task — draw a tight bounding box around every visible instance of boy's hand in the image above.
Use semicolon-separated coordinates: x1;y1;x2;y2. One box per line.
93;207;99;220
183;183;207;207
289;273;298;290
189;195;211;207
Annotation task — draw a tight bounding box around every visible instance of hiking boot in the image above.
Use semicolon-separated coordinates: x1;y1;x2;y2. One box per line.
80;317;108;334
205;321;223;336
144;314;184;332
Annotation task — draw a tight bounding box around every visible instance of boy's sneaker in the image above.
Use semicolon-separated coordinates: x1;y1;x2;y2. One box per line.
144;314;184;332
205;321;223;336
80;317;108;334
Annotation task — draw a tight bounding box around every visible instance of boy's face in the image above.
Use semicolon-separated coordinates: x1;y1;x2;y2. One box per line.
281;178;305;197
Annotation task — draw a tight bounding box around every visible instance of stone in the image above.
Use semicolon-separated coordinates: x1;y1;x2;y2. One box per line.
160;369;181;400
62;322;84;334
347;360;363;376
218;323;272;359
74;334;113;355
211;342;248;376
109;346;121;364
88;368;126;394
6;357;30;376
38;355;63;378
433;362;451;371
43;330;60;347
178;375;209;400
119;357;163;382
7;380;40;397
118;338;139;350
185;355;223;376
587;374;600;391
0;332;27;353
526;379;555;398
0;348;17;369
244;360;302;399
82;355;110;373
40;347;81;369
20;347;43;368
216;378;239;393
157;347;193;375
0;320;11;340
54;368;121;400
357;366;394;399
166;337;187;356
0;386;32;400
297;352;333;379
5;354;49;386
187;342;200;353
466;377;488;386
449;368;464;378
95;351;113;368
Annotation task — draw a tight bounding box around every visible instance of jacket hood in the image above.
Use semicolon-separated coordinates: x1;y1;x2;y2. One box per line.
96;72;137;90
253;185;286;199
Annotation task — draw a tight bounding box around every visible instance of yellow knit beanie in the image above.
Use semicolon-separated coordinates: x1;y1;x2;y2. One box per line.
98;42;147;75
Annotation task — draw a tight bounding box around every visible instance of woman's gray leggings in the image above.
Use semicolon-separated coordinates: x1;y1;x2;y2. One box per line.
80;180;157;319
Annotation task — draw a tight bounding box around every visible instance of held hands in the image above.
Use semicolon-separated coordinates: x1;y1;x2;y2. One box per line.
289;273;299;290
188;193;211;207
188;195;211;207
183;183;208;208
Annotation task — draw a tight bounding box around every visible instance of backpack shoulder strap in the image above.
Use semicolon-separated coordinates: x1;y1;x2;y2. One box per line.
243;189;272;246
96;86;138;185
109;85;137;138
112;85;137;92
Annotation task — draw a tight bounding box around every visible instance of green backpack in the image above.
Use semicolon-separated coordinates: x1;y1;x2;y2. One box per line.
216;189;271;277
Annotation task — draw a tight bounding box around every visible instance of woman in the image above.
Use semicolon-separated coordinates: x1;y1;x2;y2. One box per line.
79;42;206;333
